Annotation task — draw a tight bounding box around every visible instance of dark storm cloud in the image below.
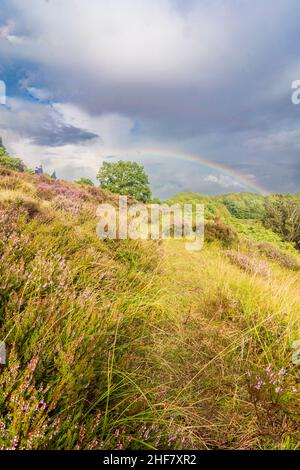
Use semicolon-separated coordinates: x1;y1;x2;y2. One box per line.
0;97;100;147
0;0;300;194
32;125;98;147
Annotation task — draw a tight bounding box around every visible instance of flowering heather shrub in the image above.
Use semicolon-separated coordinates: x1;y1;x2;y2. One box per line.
105;421;189;451
83;185;136;205
36;179;126;208
256;242;300;271
205;218;238;247
226;250;271;277
53;194;82;217
0;348;108;450
1;171;299;450
0;206;23;242
0;202;178;450
36;180;87;202
83;185;112;203
247;363;299;422
35;181;56;200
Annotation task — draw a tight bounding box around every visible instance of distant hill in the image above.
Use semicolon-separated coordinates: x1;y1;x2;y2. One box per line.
165;191;300;252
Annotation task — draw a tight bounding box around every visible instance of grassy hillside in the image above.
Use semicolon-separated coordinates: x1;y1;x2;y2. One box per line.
166;192;300;252
0;169;299;449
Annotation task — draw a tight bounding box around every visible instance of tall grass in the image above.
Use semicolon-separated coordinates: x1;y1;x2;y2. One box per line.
0;168;299;449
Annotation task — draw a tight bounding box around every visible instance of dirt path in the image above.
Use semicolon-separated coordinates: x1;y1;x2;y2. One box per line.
150;240;260;449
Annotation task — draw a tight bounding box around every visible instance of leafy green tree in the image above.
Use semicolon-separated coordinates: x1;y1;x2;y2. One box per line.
76;177;94;186
219;193;265;219
97;161;152;202
151;197;161;204
263;195;300;249
0;143;24;171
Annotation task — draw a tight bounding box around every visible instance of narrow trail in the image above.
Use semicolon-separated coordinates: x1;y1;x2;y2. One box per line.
148;239;300;449
150;240;255;449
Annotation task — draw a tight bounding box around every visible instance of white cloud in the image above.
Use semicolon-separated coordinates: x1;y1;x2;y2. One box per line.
204;174;244;189
53;103;135;148
0;96;137;180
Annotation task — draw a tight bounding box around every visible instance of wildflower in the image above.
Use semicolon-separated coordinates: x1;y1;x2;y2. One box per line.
9;436;19;450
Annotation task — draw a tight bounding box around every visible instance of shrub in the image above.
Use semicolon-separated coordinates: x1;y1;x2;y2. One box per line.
76;178;94;186
36;180;87;202
53;194;82;217
256;242;300;271
226;250;271;277
0;201;170;450
205;218;238;246
0;146;24;172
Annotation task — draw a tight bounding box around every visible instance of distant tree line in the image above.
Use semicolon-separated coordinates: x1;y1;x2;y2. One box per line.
263;195;300;250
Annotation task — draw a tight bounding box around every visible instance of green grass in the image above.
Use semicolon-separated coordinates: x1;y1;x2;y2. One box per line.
0;168;299;449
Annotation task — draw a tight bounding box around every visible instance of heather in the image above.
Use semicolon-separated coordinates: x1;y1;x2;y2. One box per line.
0;169;299;449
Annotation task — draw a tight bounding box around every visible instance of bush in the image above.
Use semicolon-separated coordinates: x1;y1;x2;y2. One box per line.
226;250;271;277
205;218;238;247
76;178;94;187
256;242;300;271
0;148;24;172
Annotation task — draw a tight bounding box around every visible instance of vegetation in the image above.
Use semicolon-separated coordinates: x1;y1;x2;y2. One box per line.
76;178;94;187
217;192;265;220
0;168;299;450
263;195;300;250
167;191;300;252
97;161;152;202
0;145;24;172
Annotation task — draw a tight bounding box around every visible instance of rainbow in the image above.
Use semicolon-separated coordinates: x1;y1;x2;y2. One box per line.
115;147;270;195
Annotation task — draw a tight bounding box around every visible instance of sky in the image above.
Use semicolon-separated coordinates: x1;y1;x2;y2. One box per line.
0;0;300;198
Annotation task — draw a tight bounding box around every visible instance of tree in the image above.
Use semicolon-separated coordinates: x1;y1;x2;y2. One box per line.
219;193;265;220
263;195;300;250
97;161;152;202
0;141;24;171
76;177;94;186
51;171;57;180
